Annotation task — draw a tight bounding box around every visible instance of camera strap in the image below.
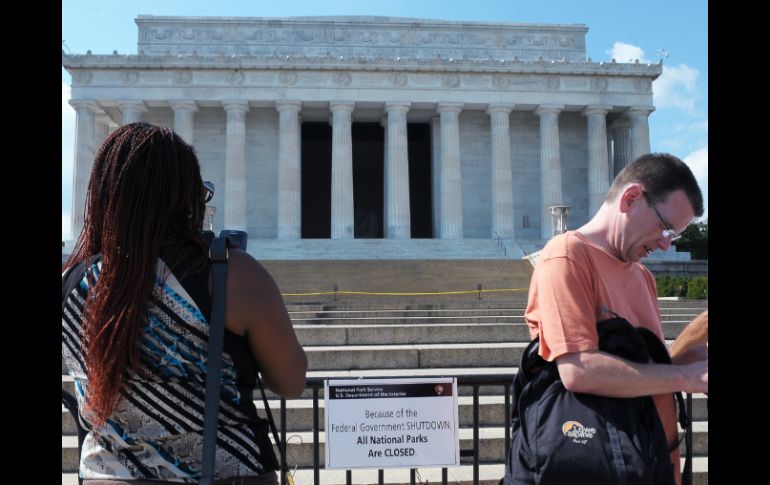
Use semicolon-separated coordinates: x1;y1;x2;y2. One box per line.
200;236;229;485
200;237;293;485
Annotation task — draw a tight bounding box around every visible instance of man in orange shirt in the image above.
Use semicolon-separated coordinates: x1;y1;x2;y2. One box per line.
506;153;708;485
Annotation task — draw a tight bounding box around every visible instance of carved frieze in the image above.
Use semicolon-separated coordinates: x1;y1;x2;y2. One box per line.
135;17;588;61
67;63;656;100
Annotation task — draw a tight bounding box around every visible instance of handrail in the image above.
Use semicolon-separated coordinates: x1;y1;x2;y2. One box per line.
493;231;509;258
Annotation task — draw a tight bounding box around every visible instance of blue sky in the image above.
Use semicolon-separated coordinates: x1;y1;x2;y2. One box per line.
62;0;708;240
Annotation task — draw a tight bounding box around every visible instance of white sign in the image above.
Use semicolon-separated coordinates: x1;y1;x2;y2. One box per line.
324;377;459;469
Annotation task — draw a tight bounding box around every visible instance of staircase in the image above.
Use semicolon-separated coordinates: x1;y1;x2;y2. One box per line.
245;239;525;260
62;296;708;485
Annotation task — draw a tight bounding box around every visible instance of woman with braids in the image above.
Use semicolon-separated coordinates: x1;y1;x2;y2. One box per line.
62;122;307;484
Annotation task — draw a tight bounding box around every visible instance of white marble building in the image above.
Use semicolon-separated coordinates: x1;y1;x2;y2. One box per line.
63;16;665;260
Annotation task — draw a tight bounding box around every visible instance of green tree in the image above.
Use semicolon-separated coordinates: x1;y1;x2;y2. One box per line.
675;219;708;260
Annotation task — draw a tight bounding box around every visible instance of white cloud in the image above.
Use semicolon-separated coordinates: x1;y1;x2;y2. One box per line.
683;147;708;221
607;42;650;63
607;42;701;116
654;64;700;114
62;81;75;241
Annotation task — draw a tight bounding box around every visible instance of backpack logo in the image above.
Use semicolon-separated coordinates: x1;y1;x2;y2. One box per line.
561;420;597;444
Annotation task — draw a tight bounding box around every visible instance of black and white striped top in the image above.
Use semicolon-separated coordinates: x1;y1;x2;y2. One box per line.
61;255;278;482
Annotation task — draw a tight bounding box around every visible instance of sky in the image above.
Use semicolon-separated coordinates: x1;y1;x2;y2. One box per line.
62;0;708;240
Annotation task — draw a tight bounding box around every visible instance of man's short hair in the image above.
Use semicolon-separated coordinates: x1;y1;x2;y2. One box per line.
606;153;704;217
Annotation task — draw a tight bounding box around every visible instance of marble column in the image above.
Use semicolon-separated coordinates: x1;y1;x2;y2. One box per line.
222;101;249;232
171;100;198;145
117;100;146;125
384;102;411;239
380;115;389;231
535;104;565;240
606;134;614;185
583;105;612;215
381;116;389;166
487;103;515;239
69;100;100;241
330;101;355;239
628;106;655;161
611;118;632;178
431;116;441;237
93;112;112;148
276;101;302;239
437;102;464;239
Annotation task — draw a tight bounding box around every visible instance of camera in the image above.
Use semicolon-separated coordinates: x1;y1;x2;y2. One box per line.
201;181;248;250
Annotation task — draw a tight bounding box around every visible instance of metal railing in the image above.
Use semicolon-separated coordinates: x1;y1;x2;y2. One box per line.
493;232;509;258
274;374;514;485
61;376;696;485
272;376;696;485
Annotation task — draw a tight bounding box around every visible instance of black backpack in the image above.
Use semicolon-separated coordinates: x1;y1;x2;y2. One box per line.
504;316;690;485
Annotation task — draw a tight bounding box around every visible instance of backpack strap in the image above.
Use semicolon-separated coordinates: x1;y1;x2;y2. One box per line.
637;327;693;485
637;329;692;429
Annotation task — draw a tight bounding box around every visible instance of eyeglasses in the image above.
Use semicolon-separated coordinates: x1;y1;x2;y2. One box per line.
642;192;684;241
203;181;215;203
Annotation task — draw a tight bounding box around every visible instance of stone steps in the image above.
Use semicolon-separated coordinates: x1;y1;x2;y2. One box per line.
61;423;708;472
61;296;708;480
260;258;534;307
295;323;527;346
307;342;526;370
248;240;523;260
293;321;699;344
284;300;707;312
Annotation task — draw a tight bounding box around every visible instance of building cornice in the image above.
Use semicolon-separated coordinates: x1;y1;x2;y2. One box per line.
63;53;662;79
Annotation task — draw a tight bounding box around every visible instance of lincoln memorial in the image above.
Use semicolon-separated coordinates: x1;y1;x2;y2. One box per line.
63;16;661;260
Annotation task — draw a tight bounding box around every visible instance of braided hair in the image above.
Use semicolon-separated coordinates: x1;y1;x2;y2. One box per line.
64;122;208;426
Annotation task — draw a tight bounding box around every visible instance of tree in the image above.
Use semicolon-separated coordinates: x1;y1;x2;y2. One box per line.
675;219;708;260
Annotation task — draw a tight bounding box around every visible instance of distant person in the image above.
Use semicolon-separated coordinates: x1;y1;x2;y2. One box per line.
62;122;307;484
504;153;708;485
